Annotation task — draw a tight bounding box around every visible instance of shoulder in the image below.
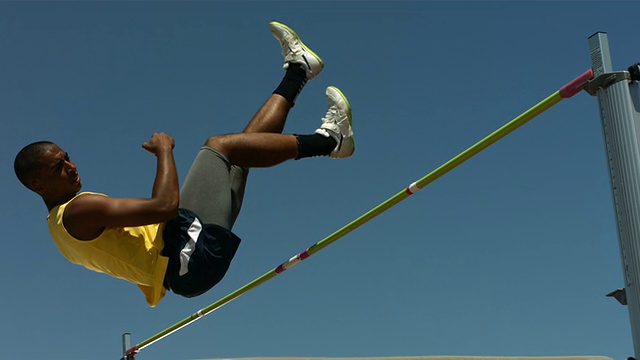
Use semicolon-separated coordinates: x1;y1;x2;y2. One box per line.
76;191;108;199
71;192;109;203
48;192;108;218
63;192;113;240
65;192;111;215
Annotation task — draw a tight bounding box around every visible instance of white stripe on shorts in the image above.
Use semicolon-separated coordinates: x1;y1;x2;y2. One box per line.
179;217;202;276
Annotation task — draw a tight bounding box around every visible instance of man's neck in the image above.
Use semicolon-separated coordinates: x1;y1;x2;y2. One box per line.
45;192;78;212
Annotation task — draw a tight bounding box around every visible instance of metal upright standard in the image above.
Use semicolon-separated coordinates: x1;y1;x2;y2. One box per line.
588;32;640;358
121;333;132;360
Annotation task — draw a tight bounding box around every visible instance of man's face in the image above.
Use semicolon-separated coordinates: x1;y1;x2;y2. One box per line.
32;144;82;199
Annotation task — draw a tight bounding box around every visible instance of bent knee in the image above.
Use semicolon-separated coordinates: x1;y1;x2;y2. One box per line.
204;135;227;152
205;135;239;159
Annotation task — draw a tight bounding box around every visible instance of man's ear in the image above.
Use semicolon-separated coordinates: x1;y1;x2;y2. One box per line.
30;178;45;195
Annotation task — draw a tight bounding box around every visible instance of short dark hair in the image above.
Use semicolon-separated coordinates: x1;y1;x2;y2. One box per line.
14;141;55;191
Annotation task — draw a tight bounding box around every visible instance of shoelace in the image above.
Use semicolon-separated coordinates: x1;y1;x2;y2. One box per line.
320;106;339;128
280;34;302;60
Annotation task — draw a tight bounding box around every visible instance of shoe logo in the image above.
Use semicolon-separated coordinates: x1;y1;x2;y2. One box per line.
337;134;343;151
302;55;312;72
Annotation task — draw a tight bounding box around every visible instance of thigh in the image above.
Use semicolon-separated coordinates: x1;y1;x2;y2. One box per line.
180;146;235;229
228;164;249;229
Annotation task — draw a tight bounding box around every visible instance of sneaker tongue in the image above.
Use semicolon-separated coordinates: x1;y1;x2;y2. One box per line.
319;122;340;136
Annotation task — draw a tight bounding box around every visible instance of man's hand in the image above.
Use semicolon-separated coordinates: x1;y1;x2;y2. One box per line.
142;132;175;156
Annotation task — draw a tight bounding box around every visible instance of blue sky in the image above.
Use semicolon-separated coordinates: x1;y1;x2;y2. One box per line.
1;1;637;359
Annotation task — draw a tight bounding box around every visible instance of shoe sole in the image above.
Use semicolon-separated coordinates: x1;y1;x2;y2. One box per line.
327;86;355;158
269;21;325;71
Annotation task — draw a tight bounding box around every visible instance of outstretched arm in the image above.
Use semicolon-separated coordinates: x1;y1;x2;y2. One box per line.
63;133;180;240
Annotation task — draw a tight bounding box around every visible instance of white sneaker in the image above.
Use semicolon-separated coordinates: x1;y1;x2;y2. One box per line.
269;21;324;80
315;86;354;159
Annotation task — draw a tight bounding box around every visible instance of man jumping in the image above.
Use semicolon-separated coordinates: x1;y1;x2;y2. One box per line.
13;21;354;307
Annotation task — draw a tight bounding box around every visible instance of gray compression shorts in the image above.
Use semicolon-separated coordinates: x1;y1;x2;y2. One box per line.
161;147;247;297
179;146;249;231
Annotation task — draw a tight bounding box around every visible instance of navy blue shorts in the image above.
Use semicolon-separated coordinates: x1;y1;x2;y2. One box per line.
162;208;241;298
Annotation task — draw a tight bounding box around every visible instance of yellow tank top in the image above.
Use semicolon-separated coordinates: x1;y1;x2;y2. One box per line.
47;192;169;307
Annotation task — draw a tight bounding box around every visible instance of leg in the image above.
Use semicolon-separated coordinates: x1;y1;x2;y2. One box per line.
242;94;292;134
208;85;356;168
240;21;326;135
179;147;245;229
228;165;248;228
191;95;294;229
205;133;298;168
188;85;356;229
181;22;325;230
181;23;351;231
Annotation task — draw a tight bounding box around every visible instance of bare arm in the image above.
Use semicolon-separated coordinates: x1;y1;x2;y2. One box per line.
63;133;180;240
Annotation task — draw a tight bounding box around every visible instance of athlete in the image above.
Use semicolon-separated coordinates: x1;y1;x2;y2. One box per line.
13;21;355;307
